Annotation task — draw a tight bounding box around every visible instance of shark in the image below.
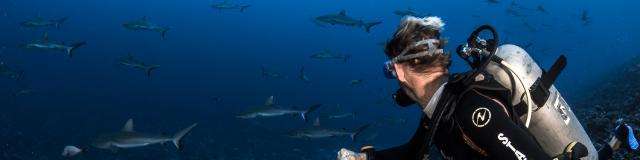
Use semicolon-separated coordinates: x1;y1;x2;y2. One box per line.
14;89;34;97
393;8;430;17
210;1;251;12
581;10;591;26
326;112;356;120
236;96;321;122
123;17;170;38
486;0;499;4
505;8;524;17
320;104;356;120
91;118;198;151
261;66;286;79
315;10;382;33
536;5;549;14
22;32;86;58
310;49;351;62
0;62;23;80
114;53;160;78
381;114;408;126
20;16;68;29
350;79;363;85
287;117;370;142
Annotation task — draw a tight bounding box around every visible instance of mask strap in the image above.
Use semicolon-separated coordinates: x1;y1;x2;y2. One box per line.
392;39;443;63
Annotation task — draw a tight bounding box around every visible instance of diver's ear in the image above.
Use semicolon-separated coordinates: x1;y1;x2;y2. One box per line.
394;63;408;82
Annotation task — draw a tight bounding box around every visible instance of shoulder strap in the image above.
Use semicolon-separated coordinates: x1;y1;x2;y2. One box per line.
418;73;469;158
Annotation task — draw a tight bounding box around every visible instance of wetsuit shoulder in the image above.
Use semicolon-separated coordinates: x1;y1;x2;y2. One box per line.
455;89;550;160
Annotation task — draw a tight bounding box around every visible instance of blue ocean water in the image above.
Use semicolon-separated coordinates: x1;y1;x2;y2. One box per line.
0;0;638;159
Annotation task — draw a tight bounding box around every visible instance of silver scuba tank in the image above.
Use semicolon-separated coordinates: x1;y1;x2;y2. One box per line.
484;44;597;159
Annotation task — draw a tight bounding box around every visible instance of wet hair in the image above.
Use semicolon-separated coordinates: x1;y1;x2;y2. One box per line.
384;17;451;73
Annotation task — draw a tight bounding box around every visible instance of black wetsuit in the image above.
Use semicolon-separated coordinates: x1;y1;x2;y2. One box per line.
373;88;551;160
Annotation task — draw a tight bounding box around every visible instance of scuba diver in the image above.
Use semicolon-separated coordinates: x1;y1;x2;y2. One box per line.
337;16;639;160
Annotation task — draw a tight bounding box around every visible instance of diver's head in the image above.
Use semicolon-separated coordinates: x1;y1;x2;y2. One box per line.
383;16;451;107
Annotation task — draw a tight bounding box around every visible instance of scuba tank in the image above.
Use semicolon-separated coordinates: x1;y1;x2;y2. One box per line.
487;44;597;159
453;25;597;159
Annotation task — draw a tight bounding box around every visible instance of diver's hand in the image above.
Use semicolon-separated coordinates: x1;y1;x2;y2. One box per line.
337;148;367;160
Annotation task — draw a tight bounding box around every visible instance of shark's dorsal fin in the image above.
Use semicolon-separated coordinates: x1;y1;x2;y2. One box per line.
264;96;274;106
313;117;320;126
42;32;49;42
122;118;135;132
141;16;147;21
339;10;347;16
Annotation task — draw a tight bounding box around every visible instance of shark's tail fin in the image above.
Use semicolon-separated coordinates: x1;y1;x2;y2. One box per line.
161;28;170;38
299;66;310;82
301;104;322;122
145;65;160;78
343;55;351;63
351;124;370;142
172;123;198;151
56;17;68;30
240;5;251;12
260;66;266;78
363;21;382;33
66;42;86;58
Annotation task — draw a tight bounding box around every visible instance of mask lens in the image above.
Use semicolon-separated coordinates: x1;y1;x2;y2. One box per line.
382;60;396;79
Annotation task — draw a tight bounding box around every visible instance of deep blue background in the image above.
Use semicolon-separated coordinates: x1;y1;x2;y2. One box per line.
0;0;638;159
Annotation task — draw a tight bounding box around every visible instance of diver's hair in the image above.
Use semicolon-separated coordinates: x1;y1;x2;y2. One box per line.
384;16;451;73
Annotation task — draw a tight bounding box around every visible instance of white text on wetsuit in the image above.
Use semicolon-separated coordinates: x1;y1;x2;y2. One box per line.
498;133;527;160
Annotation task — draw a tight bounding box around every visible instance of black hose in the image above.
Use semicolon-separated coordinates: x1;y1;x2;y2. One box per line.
462;25;499;86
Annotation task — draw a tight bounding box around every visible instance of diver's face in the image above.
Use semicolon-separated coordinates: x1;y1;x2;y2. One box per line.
393;63;422;102
393;63;447;106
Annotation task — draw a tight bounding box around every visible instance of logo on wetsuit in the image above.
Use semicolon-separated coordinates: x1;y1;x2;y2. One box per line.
472;107;491;127
498;133;527;160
